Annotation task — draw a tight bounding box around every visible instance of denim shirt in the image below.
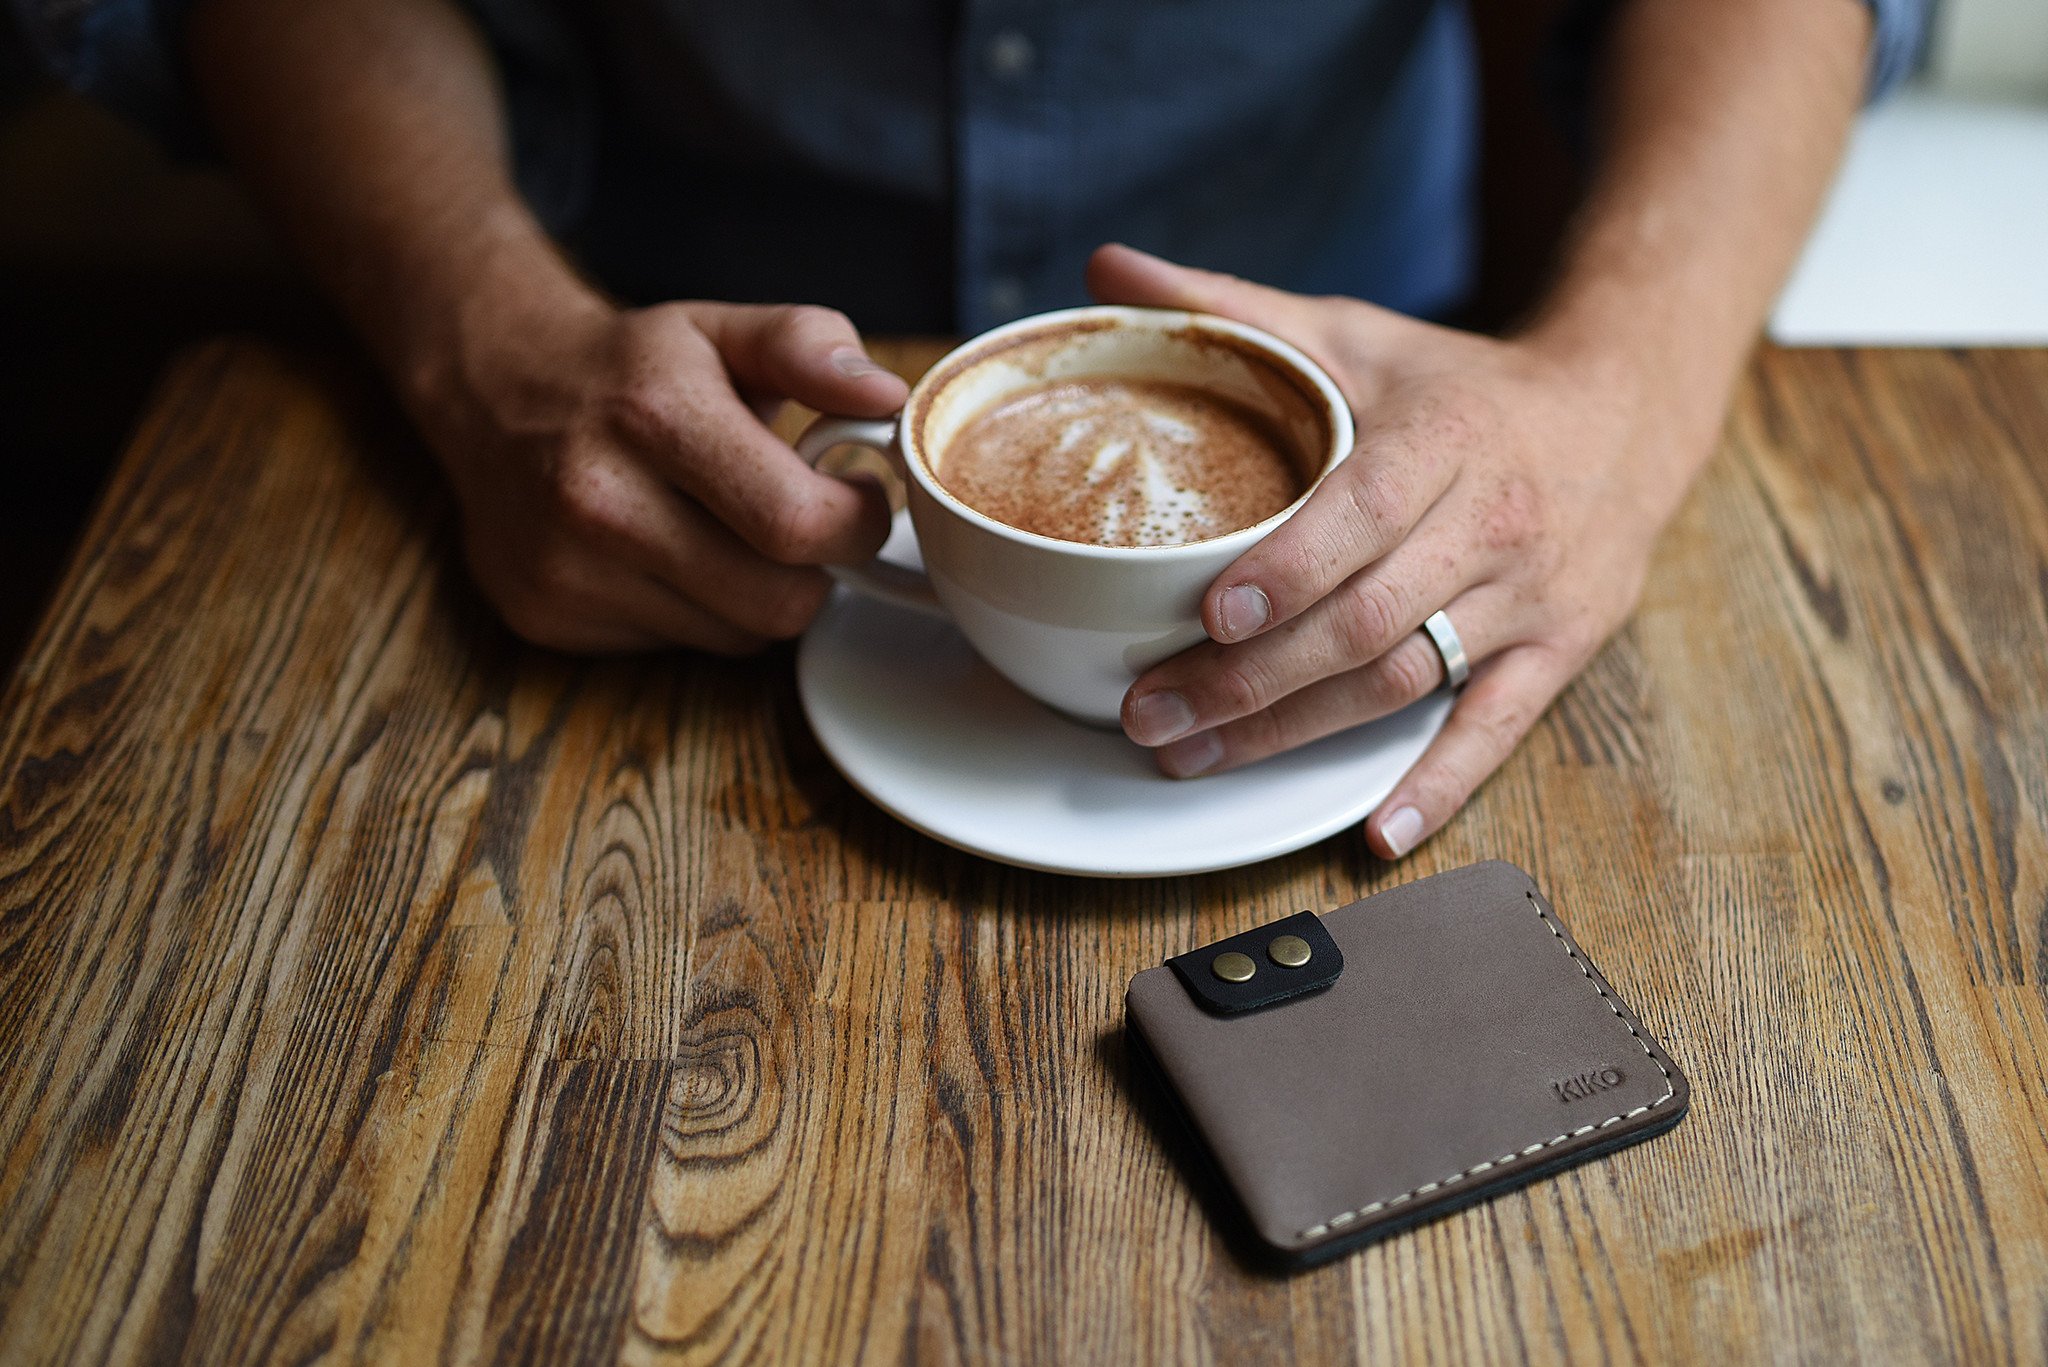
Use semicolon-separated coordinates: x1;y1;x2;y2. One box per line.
15;0;1928;333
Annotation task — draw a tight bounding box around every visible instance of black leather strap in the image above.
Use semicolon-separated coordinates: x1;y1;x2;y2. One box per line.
1167;910;1343;1014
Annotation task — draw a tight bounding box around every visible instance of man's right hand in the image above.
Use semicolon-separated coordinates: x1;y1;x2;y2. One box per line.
188;0;907;656
407;286;908;654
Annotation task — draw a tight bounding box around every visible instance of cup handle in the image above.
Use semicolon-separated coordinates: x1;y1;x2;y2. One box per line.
794;414;947;618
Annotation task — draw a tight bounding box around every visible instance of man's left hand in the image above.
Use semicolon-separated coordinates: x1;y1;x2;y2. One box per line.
1089;243;1702;859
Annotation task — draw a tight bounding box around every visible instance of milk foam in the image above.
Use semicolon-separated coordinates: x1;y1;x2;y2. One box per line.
935;378;1304;548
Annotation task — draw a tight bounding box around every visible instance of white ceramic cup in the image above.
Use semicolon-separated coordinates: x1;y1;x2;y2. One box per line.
795;305;1355;727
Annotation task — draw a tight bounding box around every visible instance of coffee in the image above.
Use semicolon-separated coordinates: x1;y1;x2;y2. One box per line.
934;378;1306;548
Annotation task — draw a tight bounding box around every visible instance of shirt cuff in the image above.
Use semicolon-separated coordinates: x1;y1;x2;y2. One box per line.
1862;0;1932;101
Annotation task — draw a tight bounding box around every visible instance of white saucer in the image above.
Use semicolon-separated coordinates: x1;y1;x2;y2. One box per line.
795;515;1451;878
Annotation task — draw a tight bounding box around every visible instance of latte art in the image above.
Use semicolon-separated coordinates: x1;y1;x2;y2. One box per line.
936;378;1305;548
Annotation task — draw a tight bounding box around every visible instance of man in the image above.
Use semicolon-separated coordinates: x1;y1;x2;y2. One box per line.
20;0;1924;858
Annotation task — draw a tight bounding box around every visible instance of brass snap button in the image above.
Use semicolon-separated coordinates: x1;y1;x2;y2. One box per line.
1211;951;1257;983
1267;934;1312;968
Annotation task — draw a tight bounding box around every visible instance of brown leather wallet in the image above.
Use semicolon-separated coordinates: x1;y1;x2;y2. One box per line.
1125;860;1690;1266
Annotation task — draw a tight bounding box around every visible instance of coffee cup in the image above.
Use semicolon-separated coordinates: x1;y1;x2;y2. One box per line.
795;305;1354;727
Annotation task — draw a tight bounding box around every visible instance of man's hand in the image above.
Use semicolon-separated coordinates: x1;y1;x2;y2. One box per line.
409;281;905;654
1090;243;1697;857
188;0;906;655
1089;0;1868;859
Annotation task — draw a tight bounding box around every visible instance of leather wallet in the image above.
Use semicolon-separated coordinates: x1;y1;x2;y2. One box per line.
1125;860;1690;1265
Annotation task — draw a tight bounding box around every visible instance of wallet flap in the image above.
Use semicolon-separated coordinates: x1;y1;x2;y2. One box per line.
1166;909;1343;1013
1125;861;1689;1261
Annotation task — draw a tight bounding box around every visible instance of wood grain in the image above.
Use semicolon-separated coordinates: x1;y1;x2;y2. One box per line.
1;339;2044;1365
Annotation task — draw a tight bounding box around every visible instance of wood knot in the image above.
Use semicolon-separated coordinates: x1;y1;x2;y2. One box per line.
664;1019;772;1161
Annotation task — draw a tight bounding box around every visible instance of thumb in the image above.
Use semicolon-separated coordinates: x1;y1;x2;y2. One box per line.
689;302;909;418
1085;243;1317;343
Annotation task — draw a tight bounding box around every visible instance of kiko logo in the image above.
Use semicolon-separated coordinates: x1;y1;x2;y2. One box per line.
1552;1067;1626;1104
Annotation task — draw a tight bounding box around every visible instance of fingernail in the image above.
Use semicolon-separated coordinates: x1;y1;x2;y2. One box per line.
831;348;887;379
1128;689;1195;745
1379;806;1424;858
1159;731;1223;778
1215;584;1270;642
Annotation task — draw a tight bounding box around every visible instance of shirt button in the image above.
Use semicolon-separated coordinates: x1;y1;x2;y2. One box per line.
987;276;1028;319
985;29;1036;81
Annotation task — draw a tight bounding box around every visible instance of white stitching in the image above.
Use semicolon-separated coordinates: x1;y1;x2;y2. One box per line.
1295;889;1677;1242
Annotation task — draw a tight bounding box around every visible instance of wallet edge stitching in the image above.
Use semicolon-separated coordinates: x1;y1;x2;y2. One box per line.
1295;889;1678;1242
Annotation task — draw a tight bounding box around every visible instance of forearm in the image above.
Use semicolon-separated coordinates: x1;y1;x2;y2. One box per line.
1523;0;1871;470
186;0;602;395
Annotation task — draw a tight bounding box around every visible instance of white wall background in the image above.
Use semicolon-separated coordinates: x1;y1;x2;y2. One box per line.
1768;0;2048;344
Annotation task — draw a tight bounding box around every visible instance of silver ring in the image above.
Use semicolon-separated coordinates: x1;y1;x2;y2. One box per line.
1422;610;1470;690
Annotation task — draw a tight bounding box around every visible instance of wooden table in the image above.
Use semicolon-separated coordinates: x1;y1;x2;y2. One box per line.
2;339;2044;1365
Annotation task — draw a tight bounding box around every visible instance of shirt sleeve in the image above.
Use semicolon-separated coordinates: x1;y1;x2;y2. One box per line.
1862;0;1932;101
